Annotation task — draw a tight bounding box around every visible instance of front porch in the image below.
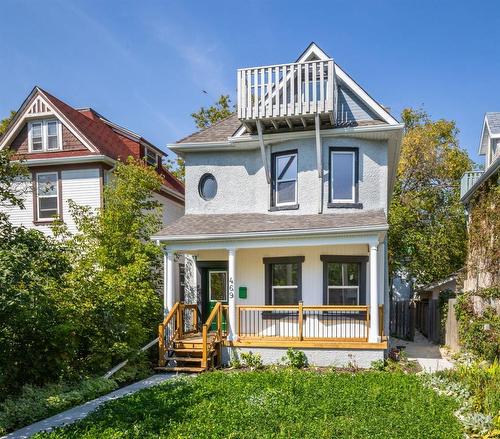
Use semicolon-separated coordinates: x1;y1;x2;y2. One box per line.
156;229;389;371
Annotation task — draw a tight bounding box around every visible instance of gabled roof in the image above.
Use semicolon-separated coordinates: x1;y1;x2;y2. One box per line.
486;112;500;135
0;86;184;197
175;43;399;145
479;112;500;155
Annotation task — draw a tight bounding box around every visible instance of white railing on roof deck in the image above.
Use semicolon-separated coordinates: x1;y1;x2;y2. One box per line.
460;171;483;198
237;59;336;121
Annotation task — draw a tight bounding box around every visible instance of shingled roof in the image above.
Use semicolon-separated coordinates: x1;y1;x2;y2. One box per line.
176;113;242;144
486;112;500;135
155;210;387;239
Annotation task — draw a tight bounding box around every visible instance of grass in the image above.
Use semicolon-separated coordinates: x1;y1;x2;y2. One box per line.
35;369;463;439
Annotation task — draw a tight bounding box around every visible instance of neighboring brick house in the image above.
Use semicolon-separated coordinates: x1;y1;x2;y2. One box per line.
0;86;185;234
460;113;500;292
153;43;404;372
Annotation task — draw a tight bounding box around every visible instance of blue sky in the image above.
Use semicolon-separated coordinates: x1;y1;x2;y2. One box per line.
1;0;499;164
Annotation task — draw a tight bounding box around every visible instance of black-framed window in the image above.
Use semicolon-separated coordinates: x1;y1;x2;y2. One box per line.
198;173;218;201
321;256;367;305
328;147;361;208
271;150;298;209
264;256;304;305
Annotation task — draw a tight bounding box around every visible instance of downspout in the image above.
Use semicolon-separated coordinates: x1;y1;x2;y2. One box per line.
256;120;270;183
315;113;323;213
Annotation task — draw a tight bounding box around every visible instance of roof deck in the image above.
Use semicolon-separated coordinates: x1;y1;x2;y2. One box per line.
237;58;337;132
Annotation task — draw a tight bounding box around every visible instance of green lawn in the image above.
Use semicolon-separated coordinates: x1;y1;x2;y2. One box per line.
36;370;463;439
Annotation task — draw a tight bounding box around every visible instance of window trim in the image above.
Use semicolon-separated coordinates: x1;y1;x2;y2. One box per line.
320;255;368;305
198;173;218;201
34;171;61;223
263;256;305;305
144;146;159;167
328;147;361;208
271;149;299;209
28;119;62;152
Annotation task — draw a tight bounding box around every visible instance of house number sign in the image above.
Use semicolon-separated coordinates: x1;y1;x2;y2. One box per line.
229;277;234;299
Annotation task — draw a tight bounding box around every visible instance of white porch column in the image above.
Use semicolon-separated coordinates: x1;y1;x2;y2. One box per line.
369;243;380;343
164;251;174;314
228;248;237;340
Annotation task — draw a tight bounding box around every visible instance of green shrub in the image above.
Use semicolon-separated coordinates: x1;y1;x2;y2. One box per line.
281;348;308;368
240;351;263;370
455;287;500;362
0;377;117;435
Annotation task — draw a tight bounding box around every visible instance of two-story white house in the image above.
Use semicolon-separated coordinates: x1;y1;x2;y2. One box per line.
0;87;185;234
153;44;404;371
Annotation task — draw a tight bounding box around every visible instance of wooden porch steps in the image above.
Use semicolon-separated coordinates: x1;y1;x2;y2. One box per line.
158;332;220;373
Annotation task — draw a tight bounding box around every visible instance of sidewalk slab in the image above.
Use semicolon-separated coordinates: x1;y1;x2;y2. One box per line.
2;374;174;439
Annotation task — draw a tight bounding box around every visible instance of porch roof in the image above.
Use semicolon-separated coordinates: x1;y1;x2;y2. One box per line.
153;210;387;242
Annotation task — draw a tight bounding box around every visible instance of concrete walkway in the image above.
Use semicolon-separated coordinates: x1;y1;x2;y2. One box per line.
392;331;454;373
2;374;174;439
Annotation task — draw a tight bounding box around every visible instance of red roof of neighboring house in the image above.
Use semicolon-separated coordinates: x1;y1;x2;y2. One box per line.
37;88;184;196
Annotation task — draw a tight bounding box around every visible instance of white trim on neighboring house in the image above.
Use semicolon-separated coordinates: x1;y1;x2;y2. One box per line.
12;154;116;167
0;88;100;154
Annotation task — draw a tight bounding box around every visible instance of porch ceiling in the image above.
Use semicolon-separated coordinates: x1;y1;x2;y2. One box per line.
153;211;387;243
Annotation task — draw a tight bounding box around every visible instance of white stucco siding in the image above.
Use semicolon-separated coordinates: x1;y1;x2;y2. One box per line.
1;168;102;235
184;136;388;215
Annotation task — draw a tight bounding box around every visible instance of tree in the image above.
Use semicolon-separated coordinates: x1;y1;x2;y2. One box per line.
0;111;26;226
166;94;234;182
0;111;15;136
388;108;473;288
191;94;232;129
59;158;164;374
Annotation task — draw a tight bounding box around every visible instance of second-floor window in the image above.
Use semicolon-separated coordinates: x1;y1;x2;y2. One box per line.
36;172;59;220
329;147;359;205
29;120;61;152
144;147;158;167
272;150;298;207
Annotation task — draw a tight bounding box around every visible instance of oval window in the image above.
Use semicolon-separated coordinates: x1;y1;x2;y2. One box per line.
198;173;217;200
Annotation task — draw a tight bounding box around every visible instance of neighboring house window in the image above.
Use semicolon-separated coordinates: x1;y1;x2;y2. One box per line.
329;147;359;207
199;173;217;201
321;256;367;305
272;150;298;207
144;147;158;167
29;120;62;152
264;256;304;305
36;172;60;220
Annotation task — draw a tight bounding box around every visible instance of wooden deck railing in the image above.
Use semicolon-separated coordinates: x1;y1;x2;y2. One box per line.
158;302;199;367
237;303;369;342
237;59;336;121
201;302;228;369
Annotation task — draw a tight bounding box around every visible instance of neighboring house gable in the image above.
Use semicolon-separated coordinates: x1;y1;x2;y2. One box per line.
0;86;185;234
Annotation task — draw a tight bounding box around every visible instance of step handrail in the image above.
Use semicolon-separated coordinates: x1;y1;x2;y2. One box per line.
201;302;223;369
158;302;180;367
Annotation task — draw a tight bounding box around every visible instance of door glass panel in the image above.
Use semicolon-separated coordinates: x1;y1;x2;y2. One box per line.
209;271;227;302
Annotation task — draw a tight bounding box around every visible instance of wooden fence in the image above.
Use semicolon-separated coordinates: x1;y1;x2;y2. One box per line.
390;300;415;341
416;299;442;344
